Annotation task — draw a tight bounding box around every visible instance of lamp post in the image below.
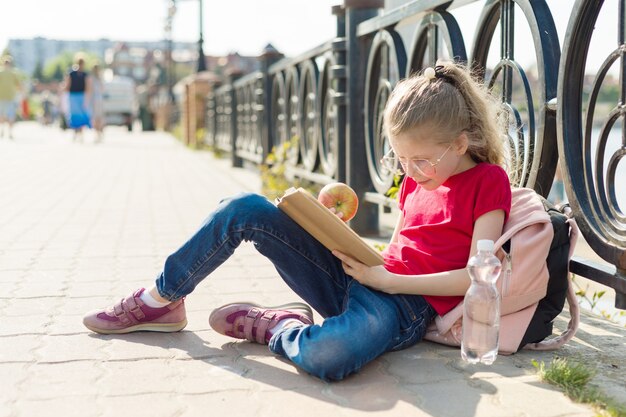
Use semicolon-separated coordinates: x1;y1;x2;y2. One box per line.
197;0;207;72
167;0;207;74
165;0;176;102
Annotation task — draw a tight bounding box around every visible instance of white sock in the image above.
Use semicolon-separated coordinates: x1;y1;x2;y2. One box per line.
269;318;304;336
139;289;171;308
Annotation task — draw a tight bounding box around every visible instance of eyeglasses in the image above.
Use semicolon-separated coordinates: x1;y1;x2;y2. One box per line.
380;144;453;177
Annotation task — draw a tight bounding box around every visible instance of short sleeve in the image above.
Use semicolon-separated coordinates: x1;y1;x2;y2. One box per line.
397;176;414;211
473;165;512;222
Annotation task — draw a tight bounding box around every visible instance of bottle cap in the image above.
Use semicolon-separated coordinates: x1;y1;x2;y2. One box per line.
477;239;495;252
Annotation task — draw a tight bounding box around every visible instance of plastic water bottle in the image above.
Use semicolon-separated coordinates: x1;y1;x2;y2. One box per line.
461;239;502;365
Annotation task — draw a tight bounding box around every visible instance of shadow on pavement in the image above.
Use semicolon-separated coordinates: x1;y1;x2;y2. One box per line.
88;329;546;416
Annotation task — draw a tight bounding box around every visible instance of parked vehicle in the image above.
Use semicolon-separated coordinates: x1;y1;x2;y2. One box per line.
103;76;137;131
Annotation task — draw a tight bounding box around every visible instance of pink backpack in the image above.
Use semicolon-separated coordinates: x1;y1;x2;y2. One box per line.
424;187;581;355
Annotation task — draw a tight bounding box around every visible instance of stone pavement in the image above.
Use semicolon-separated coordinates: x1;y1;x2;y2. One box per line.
1;122;624;417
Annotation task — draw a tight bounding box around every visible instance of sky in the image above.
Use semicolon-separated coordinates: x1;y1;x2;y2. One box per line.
0;0;340;57
0;0;618;73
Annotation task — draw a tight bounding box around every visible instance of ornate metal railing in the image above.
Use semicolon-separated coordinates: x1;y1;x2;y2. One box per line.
205;0;626;308
559;0;626;308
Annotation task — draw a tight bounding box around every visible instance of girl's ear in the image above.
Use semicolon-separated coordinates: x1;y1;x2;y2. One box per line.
455;132;470;155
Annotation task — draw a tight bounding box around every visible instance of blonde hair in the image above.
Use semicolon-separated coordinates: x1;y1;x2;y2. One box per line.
383;61;506;167
74;53;86;65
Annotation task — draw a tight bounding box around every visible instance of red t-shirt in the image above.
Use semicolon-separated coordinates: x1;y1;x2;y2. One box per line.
382;163;512;316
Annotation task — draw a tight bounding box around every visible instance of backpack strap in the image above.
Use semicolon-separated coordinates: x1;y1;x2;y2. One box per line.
493;188;552;254
523;214;580;351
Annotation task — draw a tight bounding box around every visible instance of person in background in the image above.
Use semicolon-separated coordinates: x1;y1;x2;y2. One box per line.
65;55;91;141
40;91;53;125
89;64;105;142
0;56;21;139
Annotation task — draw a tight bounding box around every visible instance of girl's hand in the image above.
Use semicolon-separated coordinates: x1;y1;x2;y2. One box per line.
328;207;344;219
332;250;394;293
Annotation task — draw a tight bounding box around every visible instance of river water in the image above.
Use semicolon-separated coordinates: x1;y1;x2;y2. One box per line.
558;126;625;210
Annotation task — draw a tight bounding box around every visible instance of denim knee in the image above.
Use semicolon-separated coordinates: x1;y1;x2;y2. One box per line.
292;319;395;381
215;192;281;231
297;337;363;381
222;193;272;218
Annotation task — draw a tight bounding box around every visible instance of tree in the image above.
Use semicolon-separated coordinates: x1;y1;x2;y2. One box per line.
32;61;44;82
52;65;64;82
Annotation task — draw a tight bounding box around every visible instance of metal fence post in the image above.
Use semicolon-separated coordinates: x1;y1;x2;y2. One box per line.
259;45;284;163
344;0;384;235
205;88;216;148
227;70;243;168
333;4;347;183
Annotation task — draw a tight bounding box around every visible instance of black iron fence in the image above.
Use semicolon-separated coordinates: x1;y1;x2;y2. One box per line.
205;0;626;309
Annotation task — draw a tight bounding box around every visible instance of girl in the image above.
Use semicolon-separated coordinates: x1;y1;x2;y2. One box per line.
83;62;511;382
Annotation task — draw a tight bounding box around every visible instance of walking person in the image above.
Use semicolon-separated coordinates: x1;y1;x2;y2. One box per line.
0;56;21;139
89;64;105;142
65;55;91;141
83;61;512;382
40;91;53;125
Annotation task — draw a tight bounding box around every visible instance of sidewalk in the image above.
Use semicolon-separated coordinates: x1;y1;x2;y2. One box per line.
1;122;624;417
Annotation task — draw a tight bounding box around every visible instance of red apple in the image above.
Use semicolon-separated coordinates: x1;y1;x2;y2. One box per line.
318;182;359;222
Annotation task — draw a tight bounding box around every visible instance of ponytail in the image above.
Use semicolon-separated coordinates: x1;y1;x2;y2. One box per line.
441;62;506;167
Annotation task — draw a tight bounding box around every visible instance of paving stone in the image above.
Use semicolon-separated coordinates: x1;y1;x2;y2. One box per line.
10;279;67;298
2;297;59;317
54;296;113;317
0;270;26;283
97;359;182;397
0;335;41;362
65;281;113;297
35;334;109;363
11;397;102;417
99;333;184;361
0;363;29;405
29;257;75;270
0;314;50;336
45;313;89;335
174;390;263;417
258;384;435;417
21;361;104;400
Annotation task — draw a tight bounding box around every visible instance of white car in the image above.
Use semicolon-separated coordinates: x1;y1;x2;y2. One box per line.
103;76;137;131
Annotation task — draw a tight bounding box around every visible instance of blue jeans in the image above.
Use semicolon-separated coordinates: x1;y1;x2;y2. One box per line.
155;193;436;381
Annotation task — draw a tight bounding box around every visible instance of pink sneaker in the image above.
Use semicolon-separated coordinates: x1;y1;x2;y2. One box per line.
209;302;314;344
83;288;187;334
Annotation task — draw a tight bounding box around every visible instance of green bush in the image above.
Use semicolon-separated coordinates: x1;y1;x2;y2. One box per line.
260;136;320;200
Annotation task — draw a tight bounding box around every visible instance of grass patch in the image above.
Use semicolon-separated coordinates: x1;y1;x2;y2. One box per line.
533;358;626;417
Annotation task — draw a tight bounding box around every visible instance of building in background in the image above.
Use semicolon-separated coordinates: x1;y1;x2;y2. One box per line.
8;37;260;85
105;43;156;84
6;37;196;76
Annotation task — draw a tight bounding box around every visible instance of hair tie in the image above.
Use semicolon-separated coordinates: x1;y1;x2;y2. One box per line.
423;67;436;81
424;65;456;87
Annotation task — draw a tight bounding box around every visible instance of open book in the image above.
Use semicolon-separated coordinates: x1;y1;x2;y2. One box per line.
275;187;385;267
